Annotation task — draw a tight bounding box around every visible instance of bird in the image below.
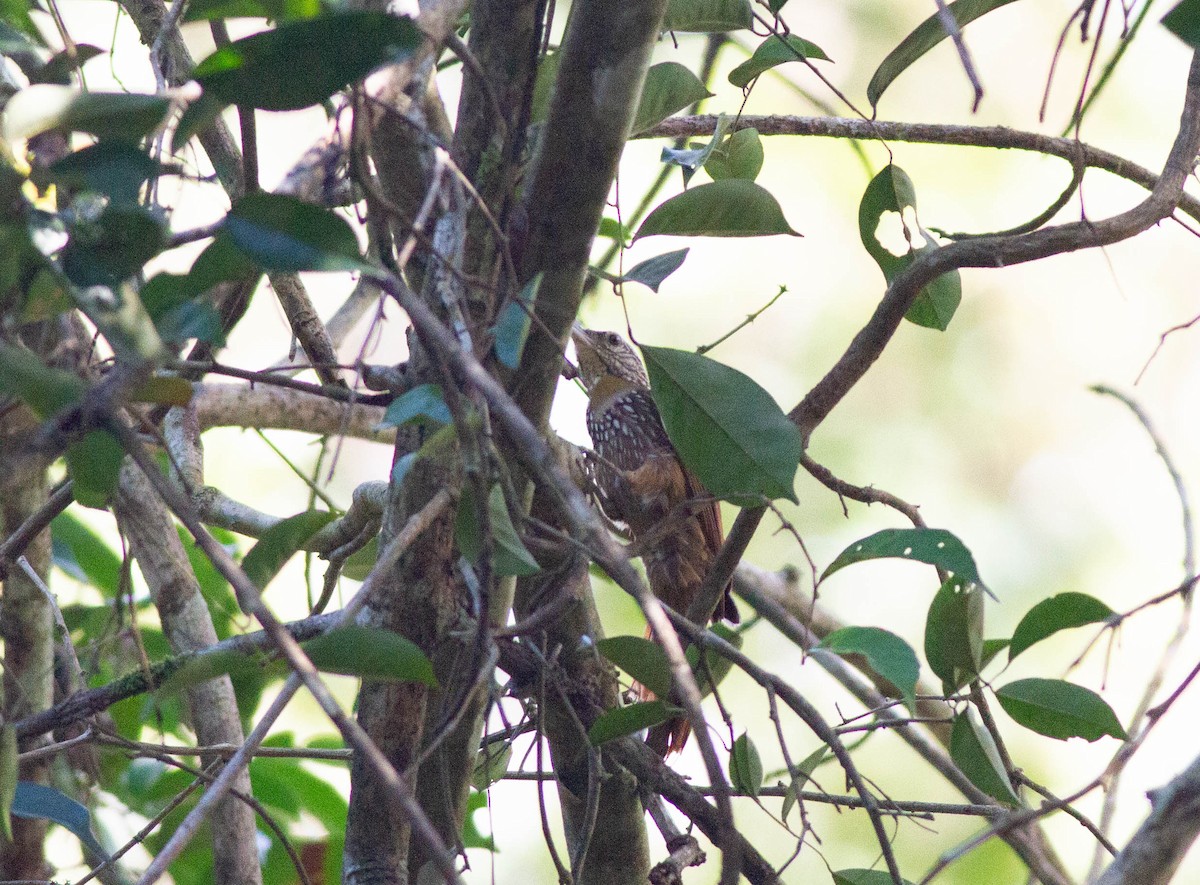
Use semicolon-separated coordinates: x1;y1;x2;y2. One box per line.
570;324;737;755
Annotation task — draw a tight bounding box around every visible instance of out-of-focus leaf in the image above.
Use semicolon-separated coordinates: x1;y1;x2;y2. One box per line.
379;384;451;430
642;345;802;503
858;164;960;330
225;192;368;273
184;0;322;22
52;512;122;597
996;678;1127;741
0;340;84;416
597;635;672;699
31;45;105;85
588;700;674;745
472;742;512;791
949;710;1019;805
66;431;125;509
704;127;764;182
192;11;421;111
172;91;226;154
455;484;541;577
130;376;195;407
833;869;917;885
818;626;919;710
729;732;763;796
867;0;1022;106
12;782;109;859
635;180;799;239
728;35;832;88
462;790;496;851
662;0;753;32
44;142;161;205
632;62;712;134
2;86;170;141
303;625;436;685
493;274;540;369
0;726;15;842
1009;592;1114;661
62;205;166;288
242;510;338;590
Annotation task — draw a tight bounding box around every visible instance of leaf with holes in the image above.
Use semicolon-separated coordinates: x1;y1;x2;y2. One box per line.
996;678;1127;742
632;62;712;134
728;35;832;88
729;732;763;796
598;635;672;700
818;626;919;710
588;701;675;746
636;180;799;239
950;710;1019;805
859;164;960;330
641;346;802;503
868;0;1022;106
242;510;338;590
1009;592;1114;661
822;527;982;586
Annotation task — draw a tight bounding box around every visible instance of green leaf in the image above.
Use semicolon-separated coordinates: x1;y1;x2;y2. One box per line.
225;192;368;273
12;782;108;859
663;0;753;31
66;431;125;509
172;91;227;154
981;637;1009;670
822;527;983;586
833;869;917;885
2;86;170;141
302;625;436;685
340;535;378;582
44;142;161;205
472;742;512;791
455;484;541;577
729;732;763;796
0;726;15;842
31;45;105;86
641;345;803;503
597;635;672;699
493;274;540;369
818;626;919;710
949;710;1019;805
63;205;167;288
703;127;764;182
635;180;799;239
379;384;451;430
686;622;742;697
620;248;689;292
588;700;674;746
858;164;961;330
632;62;712;134
184;0;322;22
1009;592;1114;661
782;745;829;821
728;35;832;88
0;340;85;417
0;2;41;42
241;510;338;590
867;0;1022;106
192;11;421;111
996;678;1127;742
52;512;122;597
462;790;496;851
924;576;984;688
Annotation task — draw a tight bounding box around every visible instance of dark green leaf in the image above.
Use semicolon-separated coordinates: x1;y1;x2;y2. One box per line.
302;625;436;685
0;340;84;415
45;142;161;205
704;128;764;182
597;635;672;699
686;622;742;697
588;700;674;746
493;274;540;369
981;638;1009;670
172;91;226;154
0;727;14;842
641;345;803;503
455;484;541;577
52;512;122;597
822;527;983;585
663;0;753;31
924;576;984;688
63;205;166;287
819;626;919;709
858;164;961;330
193;11;421;111
781;745;829;821
225;192;368;273
949;711;1019;805
340;535;378;582
620;248;689;292
3;86;170;141
833;869;917;885
241;510;338;590
729;732;763;796
1009;592;1114;661
996;678;1127;742
632;62;712;134
867;0;1022;106
31;45;105;86
184;0;322;22
728;35;832;88
379;384;451;430
12;782;108;859
66;431;125;509
635;180;799;239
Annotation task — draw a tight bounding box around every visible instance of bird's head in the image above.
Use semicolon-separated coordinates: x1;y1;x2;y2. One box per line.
570;324;649;393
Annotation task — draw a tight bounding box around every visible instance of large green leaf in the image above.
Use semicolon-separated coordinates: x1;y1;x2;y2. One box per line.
62;205;166;288
867;0;1023;107
52;512;122;597
1008;592;1114;661
662;0;753;31
632;62;712;134
635;180;799;239
597;635;672;699
728;35;832;88
818;626;919;710
42;142;161;205
588;700;674;746
703;128;764;182
241;510;338;590
949;711;1019;805
225;192;369;273
302;625;436;685
455;484;541;577
2;86;170;141
996;678;1127;742
823;527;982;585
641;345;803;503
192;11;421;111
924;575;984;689
858;164;961;330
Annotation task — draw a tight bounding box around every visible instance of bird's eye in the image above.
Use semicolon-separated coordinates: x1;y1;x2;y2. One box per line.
606;333;621;346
